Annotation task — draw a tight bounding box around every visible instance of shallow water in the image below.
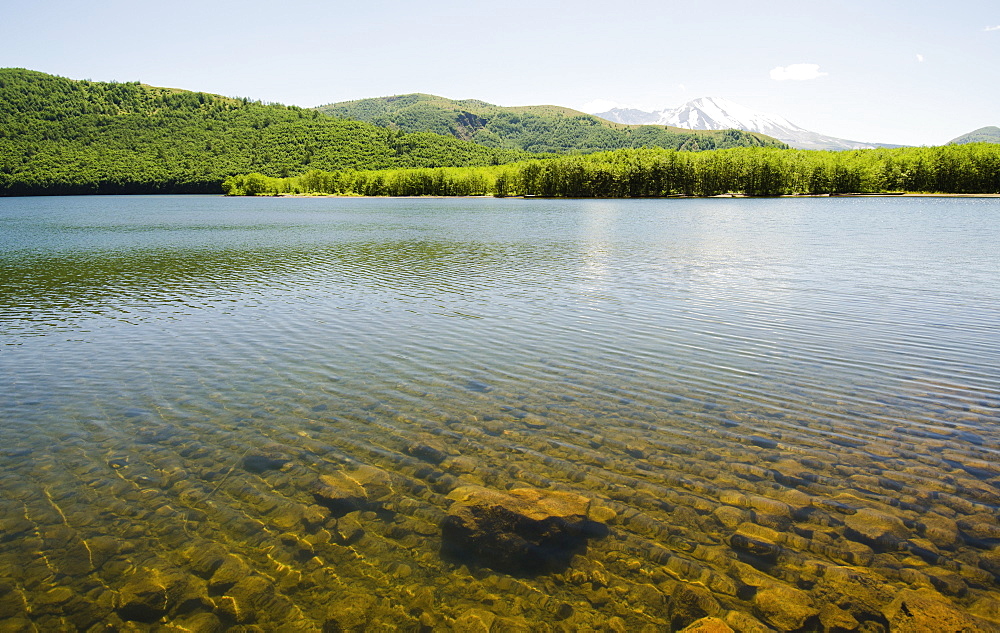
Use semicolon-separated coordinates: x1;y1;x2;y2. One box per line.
1;195;998;631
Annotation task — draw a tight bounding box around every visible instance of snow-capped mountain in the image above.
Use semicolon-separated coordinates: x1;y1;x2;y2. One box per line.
596;107;659;126
594;97;890;151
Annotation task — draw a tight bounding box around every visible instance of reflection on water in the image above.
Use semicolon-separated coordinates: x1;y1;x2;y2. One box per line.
1;195;999;631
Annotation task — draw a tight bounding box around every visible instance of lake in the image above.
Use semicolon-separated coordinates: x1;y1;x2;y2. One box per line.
1;195;998;631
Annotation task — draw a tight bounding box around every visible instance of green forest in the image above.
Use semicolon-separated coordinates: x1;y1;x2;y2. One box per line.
0;69;526;195
3;69;1000;198
0;70;792;197
318;93;787;154
223;144;1000;197
949;126;1000;145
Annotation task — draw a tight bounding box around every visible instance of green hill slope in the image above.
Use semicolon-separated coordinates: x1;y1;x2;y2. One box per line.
0;69;525;195
317;94;788;154
948;126;1000;145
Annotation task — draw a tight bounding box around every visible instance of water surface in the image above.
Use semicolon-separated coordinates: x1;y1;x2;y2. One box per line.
1;195;998;631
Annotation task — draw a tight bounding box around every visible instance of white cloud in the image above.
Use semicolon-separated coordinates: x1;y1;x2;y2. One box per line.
986;25;1000;31
916;54;925;62
769;63;829;81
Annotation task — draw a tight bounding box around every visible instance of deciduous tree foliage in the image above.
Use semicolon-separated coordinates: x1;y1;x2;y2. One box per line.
0;69;525;195
223;146;1000;197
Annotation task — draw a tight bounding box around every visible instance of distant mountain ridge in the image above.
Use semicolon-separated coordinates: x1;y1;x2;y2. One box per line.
317;94;788;154
594;97;901;151
948;126;1000;145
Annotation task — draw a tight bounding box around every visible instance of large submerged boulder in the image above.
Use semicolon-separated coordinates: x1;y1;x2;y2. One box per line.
844;507;910;551
883;588;1000;632
752;583;819;631
440;485;610;575
311;465;393;517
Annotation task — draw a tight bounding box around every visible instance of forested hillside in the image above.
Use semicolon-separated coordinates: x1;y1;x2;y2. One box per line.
949;126;1000;145
223;144;1000;197
0;69;525;195
317;94;788;154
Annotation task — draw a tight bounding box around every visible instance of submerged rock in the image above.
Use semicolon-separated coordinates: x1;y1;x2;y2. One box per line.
0;581;27;620
241;454;288;474
752;583;819;631
453;608;497;632
883;588;1000;632
208;555;251;593
324;592;378;631
669;583;722;630
818;603;860;631
440;485;608;575
117;567;209;623
173;611;224;633
311;465;393;517
406;442;449;465
921;514;961;549
678;616;734;633
845;507;910;550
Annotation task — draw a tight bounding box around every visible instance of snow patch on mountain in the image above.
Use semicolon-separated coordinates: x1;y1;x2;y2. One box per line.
593;97;885;151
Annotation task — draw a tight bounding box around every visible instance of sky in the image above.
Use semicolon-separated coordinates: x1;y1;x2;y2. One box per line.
2;0;997;146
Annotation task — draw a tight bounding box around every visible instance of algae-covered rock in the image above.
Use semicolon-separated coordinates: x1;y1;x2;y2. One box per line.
816;565;896;626
116;573;168;622
406;441;449;465
333;512;365;545
752;583;818;631
324;592;378;631
980;547;1000;579
225;575;296;623
668;582;722;630
208;554;251;593
0;582;27;619
173;611;223;633
883;588;1000;632
311;465;393;517
969;594;1000;625
186;543;229;579
241;453;288;474
0;617;35;632
117;567;209;623
722;609;772;633
845;508;909;550
714;506;749;530
729;533;780;563
924;567;969;597
818;602;860;631
440;485;607;575
959;517;1000;541
453;608;496;632
214;595;251;625
748;495;791;518
678;616;735;633
627;583;668;619
921;514;960;549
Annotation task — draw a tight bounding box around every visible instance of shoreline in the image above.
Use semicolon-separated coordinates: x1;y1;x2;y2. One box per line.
264;192;1000;199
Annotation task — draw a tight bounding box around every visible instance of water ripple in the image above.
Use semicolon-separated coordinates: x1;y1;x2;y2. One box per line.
1;196;999;629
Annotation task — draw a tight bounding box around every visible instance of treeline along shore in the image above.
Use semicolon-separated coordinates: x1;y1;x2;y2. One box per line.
223;144;1000;198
